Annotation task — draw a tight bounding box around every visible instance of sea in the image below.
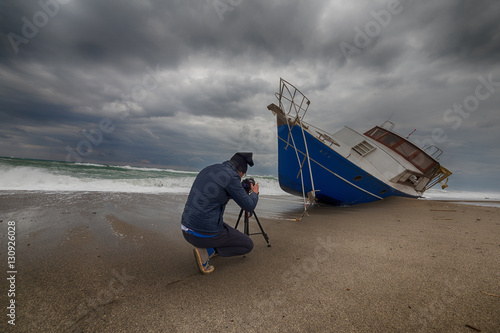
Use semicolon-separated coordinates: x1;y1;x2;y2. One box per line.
0;156;285;195
1;156;499;207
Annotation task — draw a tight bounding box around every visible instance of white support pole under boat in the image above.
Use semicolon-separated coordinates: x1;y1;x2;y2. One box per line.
278;78;317;209
286;79;316;204
299;120;316;202
278;79;308;207
285;118;308;208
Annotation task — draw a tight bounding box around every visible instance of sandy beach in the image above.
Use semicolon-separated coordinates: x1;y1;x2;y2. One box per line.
1;192;499;332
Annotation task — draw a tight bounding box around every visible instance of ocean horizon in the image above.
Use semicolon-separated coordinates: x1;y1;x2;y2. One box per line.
1;156;499;207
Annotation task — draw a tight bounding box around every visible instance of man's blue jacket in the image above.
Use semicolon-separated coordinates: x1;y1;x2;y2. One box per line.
181;161;258;234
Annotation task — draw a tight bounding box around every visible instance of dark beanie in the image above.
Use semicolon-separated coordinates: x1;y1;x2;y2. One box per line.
230;152;254;174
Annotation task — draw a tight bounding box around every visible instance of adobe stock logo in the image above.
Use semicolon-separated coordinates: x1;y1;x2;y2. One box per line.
7;0;72;54
65;118;115;163
412;73;500;149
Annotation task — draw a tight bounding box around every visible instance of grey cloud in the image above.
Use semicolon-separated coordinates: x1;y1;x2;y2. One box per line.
0;0;499;189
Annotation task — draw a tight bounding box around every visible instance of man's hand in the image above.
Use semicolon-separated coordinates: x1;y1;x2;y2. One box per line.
250;182;260;195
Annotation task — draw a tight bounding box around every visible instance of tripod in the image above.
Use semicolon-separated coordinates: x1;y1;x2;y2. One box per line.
234;209;271;247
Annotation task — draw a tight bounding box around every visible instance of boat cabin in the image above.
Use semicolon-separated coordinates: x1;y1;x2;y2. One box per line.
362;125;449;192
364;126;437;173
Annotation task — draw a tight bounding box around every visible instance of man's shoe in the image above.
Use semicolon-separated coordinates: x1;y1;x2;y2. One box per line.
193;248;215;274
207;248;218;259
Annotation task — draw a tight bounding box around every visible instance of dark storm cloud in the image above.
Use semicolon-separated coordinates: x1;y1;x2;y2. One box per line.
0;0;499;189
3;1;182;69
412;1;500;66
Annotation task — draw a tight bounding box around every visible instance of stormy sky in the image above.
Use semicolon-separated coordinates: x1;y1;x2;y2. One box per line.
1;0;499;191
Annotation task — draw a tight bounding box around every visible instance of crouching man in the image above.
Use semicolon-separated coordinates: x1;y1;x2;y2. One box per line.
181;152;259;274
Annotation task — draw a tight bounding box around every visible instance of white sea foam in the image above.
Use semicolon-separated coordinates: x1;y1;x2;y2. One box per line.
421;188;500;201
0;165;194;193
0;162;286;195
74;162;198;175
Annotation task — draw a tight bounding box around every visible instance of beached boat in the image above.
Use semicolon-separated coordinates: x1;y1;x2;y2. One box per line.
267;78;452;206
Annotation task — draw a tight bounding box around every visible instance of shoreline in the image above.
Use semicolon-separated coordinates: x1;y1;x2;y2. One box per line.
3;189;500;212
419;198;500;208
1;192;499;332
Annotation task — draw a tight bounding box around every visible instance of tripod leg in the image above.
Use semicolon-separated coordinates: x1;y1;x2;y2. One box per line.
234;209;244;229
244;212;249;236
252;212;271;247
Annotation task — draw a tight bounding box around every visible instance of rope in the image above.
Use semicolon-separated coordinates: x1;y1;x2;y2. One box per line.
284;117;308;209
284;113;316;218
298;118;316;198
278;78;317;219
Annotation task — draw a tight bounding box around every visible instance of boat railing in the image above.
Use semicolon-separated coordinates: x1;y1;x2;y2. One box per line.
301;121;341;147
276;78;311;122
275;78;317;207
380;120;395;131
422;145;443;160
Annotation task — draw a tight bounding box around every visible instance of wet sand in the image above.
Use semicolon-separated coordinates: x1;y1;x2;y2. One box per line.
0;192;499;332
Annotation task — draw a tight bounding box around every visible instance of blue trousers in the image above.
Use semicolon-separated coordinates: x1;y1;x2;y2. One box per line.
182;222;253;257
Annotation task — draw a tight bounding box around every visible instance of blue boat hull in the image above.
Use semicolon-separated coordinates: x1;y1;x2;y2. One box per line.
277;124;417;205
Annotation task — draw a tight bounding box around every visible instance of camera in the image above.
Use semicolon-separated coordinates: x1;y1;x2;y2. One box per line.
241;178;255;194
